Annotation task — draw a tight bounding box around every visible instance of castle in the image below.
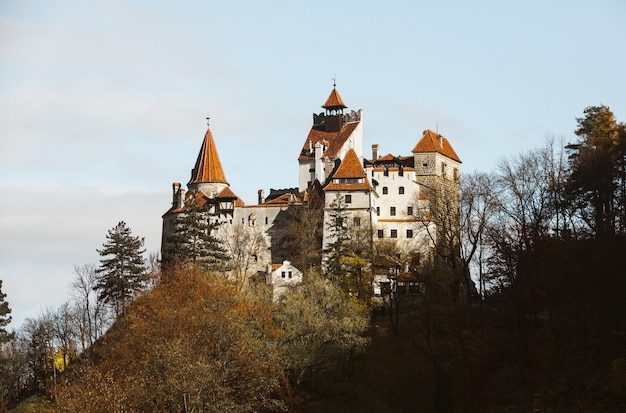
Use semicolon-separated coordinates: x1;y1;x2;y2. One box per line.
161;85;461;282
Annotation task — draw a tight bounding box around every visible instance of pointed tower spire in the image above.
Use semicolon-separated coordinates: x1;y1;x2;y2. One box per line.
322;86;347;112
188;119;229;196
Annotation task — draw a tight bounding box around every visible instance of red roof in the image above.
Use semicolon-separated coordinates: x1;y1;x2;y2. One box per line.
332;148;366;179
324;149;373;192
298;122;359;161
412;130;462;163
188;128;229;185
322;87;347;109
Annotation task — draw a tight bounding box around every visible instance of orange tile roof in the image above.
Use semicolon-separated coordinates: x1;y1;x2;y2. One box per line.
332;149;366;178
411;130;462;163
324;149;373;191
298;121;359;160
216;186;239;199
322;87;347;109
188;128;229;185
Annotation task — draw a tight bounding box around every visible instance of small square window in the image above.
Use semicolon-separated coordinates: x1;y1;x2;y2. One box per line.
377;229;384;238
345;194;352;203
391;229;398;238
353;217;361;227
406;229;413;238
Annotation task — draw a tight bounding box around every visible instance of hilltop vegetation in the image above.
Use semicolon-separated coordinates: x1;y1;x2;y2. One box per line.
1;105;626;412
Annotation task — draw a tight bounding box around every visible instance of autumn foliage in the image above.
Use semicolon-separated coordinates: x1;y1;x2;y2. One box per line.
54;267;286;412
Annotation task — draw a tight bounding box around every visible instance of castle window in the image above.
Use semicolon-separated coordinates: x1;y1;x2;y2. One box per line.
399;166;404;176
454;168;460;183
376;207;380;216
390;207;396;216
281;271;286;278
265;217;268;225
288;271;292;279
382;187;388;195
442;163;448;177
406;229;413;238
407;206;413;216
377;229;384;238
345;194;352;204
391;229;398;238
353;217;361;227
399;186;405;195
384;167;389;177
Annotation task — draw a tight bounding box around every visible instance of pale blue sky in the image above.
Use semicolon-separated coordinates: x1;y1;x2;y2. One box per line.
1;0;625;328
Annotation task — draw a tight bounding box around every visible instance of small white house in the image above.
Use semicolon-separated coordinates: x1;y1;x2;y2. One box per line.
268;261;303;301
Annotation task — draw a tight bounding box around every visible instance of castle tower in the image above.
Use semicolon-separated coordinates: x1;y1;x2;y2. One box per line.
298;85;363;191
188;125;230;198
412;130;462;260
322;148;375;265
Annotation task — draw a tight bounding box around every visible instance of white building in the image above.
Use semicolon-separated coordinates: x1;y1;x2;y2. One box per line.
268;261;303;301
161;84;461;279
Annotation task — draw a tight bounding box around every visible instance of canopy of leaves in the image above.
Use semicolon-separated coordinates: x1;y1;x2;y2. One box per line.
55;267;286;413
273;271;370;388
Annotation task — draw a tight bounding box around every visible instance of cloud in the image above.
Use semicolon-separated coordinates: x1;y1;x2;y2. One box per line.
0;182;165;329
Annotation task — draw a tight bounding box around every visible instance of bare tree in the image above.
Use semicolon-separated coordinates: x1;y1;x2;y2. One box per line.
220;223;269;290
70;264;111;350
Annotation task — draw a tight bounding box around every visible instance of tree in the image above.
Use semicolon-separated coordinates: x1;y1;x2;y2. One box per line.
70;264;111;351
273;271;370;389
221;223;269;290
324;193;350;280
566;105;624;238
21;314;54;392
269;204;324;272
95;221;147;317
0;281;12;345
54;267;286;413
460;171;498;299
162;201;228;269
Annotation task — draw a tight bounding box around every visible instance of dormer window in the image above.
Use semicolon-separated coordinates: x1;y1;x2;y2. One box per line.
219;199;234;212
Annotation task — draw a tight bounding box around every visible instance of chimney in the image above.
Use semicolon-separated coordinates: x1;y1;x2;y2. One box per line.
172;182;181;208
258;189;265;205
314;141;324;184
372;144;379;160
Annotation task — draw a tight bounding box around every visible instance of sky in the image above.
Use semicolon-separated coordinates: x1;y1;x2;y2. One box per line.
1;0;625;329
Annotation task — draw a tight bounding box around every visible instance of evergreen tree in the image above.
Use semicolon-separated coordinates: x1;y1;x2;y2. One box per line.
162;201;227;268
95;221;147;316
567;105;624;238
324;193;350;280
0;280;13;344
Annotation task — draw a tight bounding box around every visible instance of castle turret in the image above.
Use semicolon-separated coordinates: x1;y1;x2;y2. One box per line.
188;124;229;198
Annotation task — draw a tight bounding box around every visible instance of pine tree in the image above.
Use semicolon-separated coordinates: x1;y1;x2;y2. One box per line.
0;280;13;344
162;202;227;268
95;221;147;316
324;193;350;280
